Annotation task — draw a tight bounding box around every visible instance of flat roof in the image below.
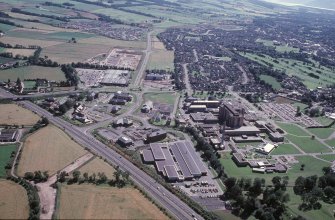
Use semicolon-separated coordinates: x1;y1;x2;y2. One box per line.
225;126;260;133
150;143;166;160
164;165;179;179
260;143;276;153
189;105;207;108
142;149;154;162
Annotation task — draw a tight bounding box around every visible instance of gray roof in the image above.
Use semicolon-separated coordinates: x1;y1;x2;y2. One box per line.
150;143;166;160
142;149;154;162
164;165;179;179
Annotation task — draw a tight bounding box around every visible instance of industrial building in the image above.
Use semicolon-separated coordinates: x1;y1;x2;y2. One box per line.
191;100;221;108
141;141;207;181
219;103;244;128
145;129;167;143
117;136;133;147
190;112;219;124
0;129;19;142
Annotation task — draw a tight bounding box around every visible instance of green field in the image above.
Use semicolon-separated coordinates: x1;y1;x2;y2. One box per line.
23;81;36;89
286;134;331;153
276;122;309;136
317;154;335;162
0;66;66;81
259;74;282;90
0;23;16;32
148;49;174;70
0;144;17;177
315;117;335;126
143;92;177;106
308;127;335;139
256;39;300;53
325;139;335;147
271;144;301;155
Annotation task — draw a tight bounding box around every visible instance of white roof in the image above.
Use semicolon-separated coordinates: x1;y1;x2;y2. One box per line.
262;143;276;153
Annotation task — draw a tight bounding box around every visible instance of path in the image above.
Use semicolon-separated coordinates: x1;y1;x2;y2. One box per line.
38;153;94;219
182;63;192;95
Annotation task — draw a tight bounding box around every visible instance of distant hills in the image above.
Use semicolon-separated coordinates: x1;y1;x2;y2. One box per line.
263;0;335;10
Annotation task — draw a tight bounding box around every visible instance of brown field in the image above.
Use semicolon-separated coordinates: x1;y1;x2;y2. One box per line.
79;36;146;49
0;104;40;125
148;49;174;70
0;180;29;219
5;48;35;56
7;11;45;21
41;43;110;64
18;125;86;176
76;157;115;179
58;184;169;220
152;37;166;50
0;36;63;48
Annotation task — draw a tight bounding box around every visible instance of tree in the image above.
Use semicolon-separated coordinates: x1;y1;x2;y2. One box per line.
296;106;301;116
300;164;305;171
72;170;81;183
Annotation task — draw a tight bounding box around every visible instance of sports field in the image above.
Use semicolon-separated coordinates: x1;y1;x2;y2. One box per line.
18;125;86;176
76;157;115;179
0;144;17;177
57;184;169;219
0;104;40;125
0;66;66;82
0;180;29;219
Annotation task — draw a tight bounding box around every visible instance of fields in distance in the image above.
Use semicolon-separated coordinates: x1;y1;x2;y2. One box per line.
0;104;40;125
57;184;169;220
0;180;29;219
18;125;86;176
76;157;115;179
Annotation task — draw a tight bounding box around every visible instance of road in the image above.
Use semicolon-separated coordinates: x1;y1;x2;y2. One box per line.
0;88;203;220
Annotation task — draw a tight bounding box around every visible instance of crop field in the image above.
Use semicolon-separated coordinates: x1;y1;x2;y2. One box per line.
57;184;169;220
286;134;331;153
242;53;335;89
0;66;66;82
79;36;147;49
147;49;174;70
0;180;29;219
0;36;63;48
0;23;16;32
144;92;177;106
76;157;115;179
220;153;329;185
0;104;40;125
259;74;282;90
5;48;35;57
41;43;110;64
18;125;86;176
270;143;301;155
93;8;152;23
0;144;17;177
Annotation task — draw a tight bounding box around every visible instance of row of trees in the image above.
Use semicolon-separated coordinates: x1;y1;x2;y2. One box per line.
11;8;69;22
24;171;49;183
60;64;79;86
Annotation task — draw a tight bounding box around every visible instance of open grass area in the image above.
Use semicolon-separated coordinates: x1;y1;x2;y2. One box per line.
18;125;86;176
316;154;335;162
271;143;301;155
308;127;334;139
0;144;17;177
325;139;335;147
286;134;331;153
0;36;63;48
5;48;35;57
220;153;329;185
276;122;309;136
76;157;115;180
0;65;66;82
256;39;299;53
79;36;146;49
0;104;40;125
41;43;109;64
213;210;240;220
0;180;29;219
315;116;335;126
259;74;282;90
147;49;174;70
143;92;177;106
57;184;169;219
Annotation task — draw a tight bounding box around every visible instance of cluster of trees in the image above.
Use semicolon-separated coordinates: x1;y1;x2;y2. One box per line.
61;64;79;86
57;166;130;187
0;19;23;28
43;1;74;8
58;98;76;115
24;171;49;183
29;117;49;133
27;48;58;67
294;167;335;211
224;176;290;219
0;42;38;49
7;176;40;220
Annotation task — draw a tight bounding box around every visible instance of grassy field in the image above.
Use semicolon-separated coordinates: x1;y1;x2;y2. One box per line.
259;74;282;90
41;43;109;64
79;36;146;49
144;92;177;106
0;66;66;82
5;48;35;57
286;134;331;153
276;122;309;136
0;23;16;32
325;139;335;147
308;127;334;139
256;39;299;53
220;153;329;185
0;144;17;177
57;184;169;219
0;104;40;125
316;154;335;162
270;143;301;155
0;180;29;219
18;125;86;176
0;36;63;48
147;49;174;70
76;157;115;180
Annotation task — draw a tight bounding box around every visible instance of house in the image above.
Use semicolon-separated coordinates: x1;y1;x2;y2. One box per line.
111;106;121;114
117;136;133;147
113;92;132;102
113;118;133;127
109;98;127;105
145;129;167;143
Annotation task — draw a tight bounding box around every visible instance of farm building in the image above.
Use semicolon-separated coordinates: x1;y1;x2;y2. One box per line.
0;129;19;142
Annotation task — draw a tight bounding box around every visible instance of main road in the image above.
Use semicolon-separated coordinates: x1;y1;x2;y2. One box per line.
0;88;203;220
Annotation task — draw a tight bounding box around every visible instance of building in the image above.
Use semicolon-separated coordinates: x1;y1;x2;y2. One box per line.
145;129;167;143
268;132;284;142
111;105;121;114
190;112;218;124
117;136;133;147
141;101;153;113
219;103;244;128
0;129;19;142
113;92;132;102
109;98;126;105
141;141;207;182
113;118;133;127
191;100;220;108
145;73;165;81
224;126;260;136
188;105;207;113
256;143;277;155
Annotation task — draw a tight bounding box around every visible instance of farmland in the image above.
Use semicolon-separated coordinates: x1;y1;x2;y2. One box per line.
57;184;169;220
0;144;17;177
0;104;40;125
0;66;66;82
5;48;35;57
0;180;29;219
79;36;146;49
17;125;86;176
0;36;63;48
148;49;174;70
76;157;115;179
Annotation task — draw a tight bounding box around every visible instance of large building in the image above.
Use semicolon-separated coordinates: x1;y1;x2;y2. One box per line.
0;129;19;142
219;103;244;128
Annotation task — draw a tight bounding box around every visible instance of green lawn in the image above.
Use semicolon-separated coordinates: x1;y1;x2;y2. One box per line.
292;102;308;110
23;81;36;89
0;144;17;177
143;92;177;106
236;142;263;148
286;134;331;153
276;122;309;136
315;117;335;126
308;127;334;139
147;49;174;70
325;139;335;147
271;144;301;155
316;154;335;162
259;74;282;90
